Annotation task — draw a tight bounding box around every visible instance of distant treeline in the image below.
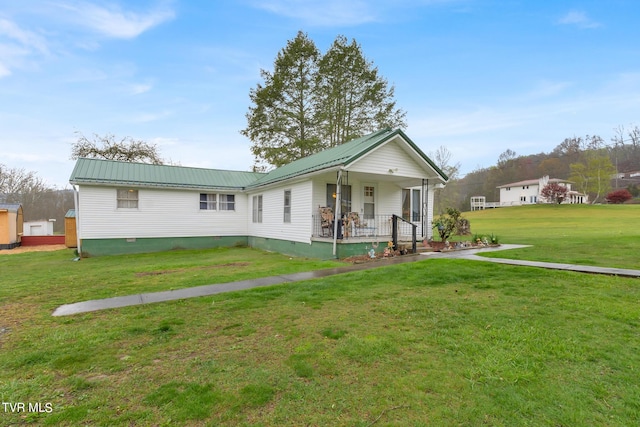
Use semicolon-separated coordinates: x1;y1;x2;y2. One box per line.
436;125;640;212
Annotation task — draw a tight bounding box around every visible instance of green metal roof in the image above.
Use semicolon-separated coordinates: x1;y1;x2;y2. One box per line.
249;128;448;188
68;129;448;191
65;209;76;218
69;158;264;190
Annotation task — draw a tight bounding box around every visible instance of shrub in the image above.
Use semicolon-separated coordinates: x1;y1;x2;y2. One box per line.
433;208;467;241
541;182;568;204
472;233;499;245
606;189;633;204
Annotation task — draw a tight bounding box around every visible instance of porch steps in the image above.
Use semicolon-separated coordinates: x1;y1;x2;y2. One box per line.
397;240;436;254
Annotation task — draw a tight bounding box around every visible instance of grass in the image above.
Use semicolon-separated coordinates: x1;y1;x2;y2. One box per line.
465;204;640;269
1;206;640;425
0;246;343;308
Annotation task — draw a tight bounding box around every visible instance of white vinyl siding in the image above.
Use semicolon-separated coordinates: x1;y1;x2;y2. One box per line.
248;181;312;243
78;186;248;239
347;141;428;178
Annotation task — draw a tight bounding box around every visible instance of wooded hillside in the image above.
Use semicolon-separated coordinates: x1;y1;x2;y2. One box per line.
437;126;640;212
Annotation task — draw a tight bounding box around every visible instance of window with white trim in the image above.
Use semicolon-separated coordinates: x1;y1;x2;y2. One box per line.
117;189;138;209
200;193;235;211
200;193;217;210
219;194;235;211
253;195;263;223
283;190;291;223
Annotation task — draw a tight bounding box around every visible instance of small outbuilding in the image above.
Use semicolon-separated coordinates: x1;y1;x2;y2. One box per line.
0;203;24;250
65;209;77;248
23;219;55;236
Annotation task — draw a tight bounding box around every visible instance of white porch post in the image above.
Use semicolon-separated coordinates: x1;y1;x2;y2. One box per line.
73;185;82;256
332;169;343;256
422;179;428;238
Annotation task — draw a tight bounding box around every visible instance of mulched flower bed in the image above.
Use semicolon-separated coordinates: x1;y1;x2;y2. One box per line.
342;240;500;264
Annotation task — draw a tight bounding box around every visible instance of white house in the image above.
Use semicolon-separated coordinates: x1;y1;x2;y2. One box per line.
69;129;449;258
497;176;588;206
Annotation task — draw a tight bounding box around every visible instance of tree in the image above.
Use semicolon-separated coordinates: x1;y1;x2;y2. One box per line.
497;149;517;167
0;164;48;204
552;136;583;159
569;153;616;204
242;32;406;169
316;35;406;148
538;157;567;179
606;189;633;204
540;182;568;204
0;164;73;232
71;132;163;164
429;146;461;213
242;31;322;170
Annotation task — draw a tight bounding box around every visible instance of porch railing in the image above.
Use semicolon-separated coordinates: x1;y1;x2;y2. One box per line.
312;214;418;242
391;214;417;253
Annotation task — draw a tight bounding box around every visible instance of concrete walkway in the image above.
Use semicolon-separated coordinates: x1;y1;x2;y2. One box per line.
52;244;640;316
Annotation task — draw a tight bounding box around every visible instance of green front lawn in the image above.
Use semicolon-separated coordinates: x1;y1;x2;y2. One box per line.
465;204;640;269
1;205;639;426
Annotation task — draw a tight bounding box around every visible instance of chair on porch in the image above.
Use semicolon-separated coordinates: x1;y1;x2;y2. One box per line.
318;206;334;237
345;212;375;237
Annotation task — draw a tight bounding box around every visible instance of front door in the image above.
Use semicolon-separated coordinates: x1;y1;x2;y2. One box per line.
362;184;376;219
363;185;375;220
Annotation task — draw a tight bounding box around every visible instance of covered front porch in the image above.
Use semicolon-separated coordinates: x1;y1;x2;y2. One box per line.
309;166;443;256
312;213;417;241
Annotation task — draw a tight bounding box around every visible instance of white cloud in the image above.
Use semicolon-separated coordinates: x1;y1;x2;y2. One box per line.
0;18;48;53
410;107;529;139
129;83;153;95
128;110;173;123
0;18;49;78
58;1;175;39
524;80;572;99
557;10;602;29
252;0;378;26
251;0;464;26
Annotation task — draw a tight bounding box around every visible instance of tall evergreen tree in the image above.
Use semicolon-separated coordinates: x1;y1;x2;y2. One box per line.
242;32;406;169
316;36;405;147
242;31;321;170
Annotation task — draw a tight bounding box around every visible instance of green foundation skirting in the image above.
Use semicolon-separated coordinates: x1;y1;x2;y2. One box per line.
242;237;382;259
80;235;384;259
80;236;248;257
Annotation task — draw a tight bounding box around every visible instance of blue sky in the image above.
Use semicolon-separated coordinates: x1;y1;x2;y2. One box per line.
1;0;639;188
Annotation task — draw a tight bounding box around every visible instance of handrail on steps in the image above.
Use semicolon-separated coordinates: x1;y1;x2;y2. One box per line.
391;214;417;254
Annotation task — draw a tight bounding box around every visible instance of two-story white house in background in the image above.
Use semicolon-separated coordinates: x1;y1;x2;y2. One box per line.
497;176;588;206
69;129;448;259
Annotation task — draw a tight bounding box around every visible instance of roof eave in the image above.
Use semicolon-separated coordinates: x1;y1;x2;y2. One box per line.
70;179;248;192
246;164;344;190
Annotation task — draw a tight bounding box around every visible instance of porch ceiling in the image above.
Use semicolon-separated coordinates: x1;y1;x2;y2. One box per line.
316;170;443;188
